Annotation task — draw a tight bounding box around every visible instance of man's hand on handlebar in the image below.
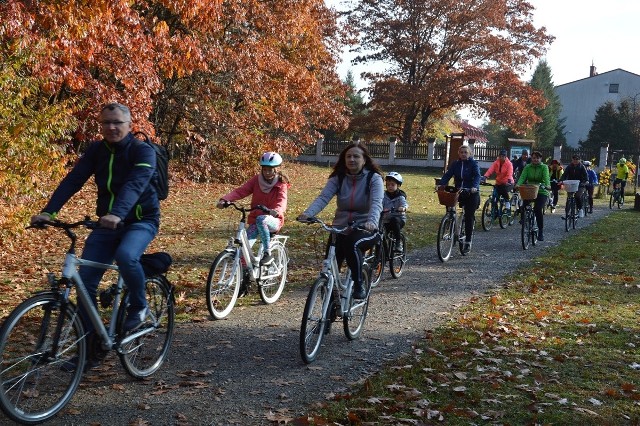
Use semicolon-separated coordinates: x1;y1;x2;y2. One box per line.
99;214;121;230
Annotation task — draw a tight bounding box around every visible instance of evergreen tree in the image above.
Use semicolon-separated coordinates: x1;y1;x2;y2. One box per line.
583;100;634;151
530;60;561;148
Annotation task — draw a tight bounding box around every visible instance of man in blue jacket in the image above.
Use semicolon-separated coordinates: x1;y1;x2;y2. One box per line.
31;103;160;367
438;145;481;253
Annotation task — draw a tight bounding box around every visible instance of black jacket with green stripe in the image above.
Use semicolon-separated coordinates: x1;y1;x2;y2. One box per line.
42;133;160;226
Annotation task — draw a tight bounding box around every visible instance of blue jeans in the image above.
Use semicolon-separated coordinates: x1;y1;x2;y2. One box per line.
78;221;158;330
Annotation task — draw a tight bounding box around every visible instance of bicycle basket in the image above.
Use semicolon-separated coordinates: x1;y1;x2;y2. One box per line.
563;180;580;193
437;187;459;207
518;184;539;201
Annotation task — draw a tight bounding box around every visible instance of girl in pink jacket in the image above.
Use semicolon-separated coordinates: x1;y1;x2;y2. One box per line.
217;152;290;265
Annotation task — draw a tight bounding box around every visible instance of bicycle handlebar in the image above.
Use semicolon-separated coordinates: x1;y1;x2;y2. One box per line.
296;217;371;234
219;201;280;218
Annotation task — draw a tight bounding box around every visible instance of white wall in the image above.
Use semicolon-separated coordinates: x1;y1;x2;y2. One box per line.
556;69;640;147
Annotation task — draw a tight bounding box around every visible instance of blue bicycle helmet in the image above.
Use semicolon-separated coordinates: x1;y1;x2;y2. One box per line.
259;152;283;167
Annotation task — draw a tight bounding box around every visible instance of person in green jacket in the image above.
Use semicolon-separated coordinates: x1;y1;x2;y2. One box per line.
516;151;550;241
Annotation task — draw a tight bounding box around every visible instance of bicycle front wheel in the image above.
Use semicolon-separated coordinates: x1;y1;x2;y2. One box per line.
299;276;331;364
481;199;494;231
119;276;175;379
436;213;455;262
206;251;240;320
258;242;288;304
0;293;85;425
389;233;407;279
521;209;531;250
343;266;371;340
609;193;615;209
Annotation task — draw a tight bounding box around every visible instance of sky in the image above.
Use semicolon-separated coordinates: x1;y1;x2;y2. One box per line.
326;0;640;125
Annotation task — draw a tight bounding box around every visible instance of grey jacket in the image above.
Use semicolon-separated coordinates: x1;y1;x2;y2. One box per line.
303;169;384;227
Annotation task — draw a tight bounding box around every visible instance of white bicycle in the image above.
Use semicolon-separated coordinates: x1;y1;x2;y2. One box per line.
297;217;372;363
206;202;289;319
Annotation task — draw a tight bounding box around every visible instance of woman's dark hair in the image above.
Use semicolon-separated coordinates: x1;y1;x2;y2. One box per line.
531;151;543;158
329;142;383;178
278;171;290;184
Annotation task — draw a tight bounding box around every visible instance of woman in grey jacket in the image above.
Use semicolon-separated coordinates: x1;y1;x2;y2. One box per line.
298;142;383;299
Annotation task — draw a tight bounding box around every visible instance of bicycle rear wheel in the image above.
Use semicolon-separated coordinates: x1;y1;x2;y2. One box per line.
299;276;331;363
206;251;240;320
343;266;371;340
367;239;384;288
481;199;494;231
458;215;468;256
521;208;531;250
436;213;455;262
118;276;175;379
389;233;407;279
0;293;85;424
258;242;288;304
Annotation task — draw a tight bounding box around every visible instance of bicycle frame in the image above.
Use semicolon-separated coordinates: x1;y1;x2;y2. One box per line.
225;208;288;285
62;253;157;353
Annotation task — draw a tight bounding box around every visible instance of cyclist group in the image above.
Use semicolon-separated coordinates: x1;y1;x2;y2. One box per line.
438;146;612;250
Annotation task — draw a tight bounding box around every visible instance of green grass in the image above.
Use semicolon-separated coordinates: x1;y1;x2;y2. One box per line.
304;211;640;425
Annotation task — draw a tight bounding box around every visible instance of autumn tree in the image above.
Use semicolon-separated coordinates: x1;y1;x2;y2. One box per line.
345;0;553;144
529;60;562;148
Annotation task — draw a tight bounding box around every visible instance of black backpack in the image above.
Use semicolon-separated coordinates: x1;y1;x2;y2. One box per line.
133;131;170;201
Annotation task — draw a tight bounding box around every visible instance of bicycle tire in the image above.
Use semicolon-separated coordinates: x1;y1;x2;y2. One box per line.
206;251;240;320
0;292;86;424
618;193;624;209
458;215;467;256
299;276;331;363
498;200;508;229
508;194;519;226
531;214;538;246
521;208;531;250
367;238;384;288
389;233;407;279
258;242;288;304
609;192;615;209
564;198;572;232
118;276;175;379
436;213;455;262
570;199;576;230
343;265;371;340
481;199;494;231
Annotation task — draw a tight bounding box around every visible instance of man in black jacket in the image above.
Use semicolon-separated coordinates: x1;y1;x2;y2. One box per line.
560;154;589;216
31;103;160;355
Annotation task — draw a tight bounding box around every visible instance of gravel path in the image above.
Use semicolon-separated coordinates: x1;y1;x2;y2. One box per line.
6;205;613;426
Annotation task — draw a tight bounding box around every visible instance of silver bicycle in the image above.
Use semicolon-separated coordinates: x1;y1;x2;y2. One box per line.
298;217;372;364
206;202;289;319
0;218;174;425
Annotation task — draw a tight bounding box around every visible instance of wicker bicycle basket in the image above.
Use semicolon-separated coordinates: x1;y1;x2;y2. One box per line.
437;189;459;207
518;184;539;201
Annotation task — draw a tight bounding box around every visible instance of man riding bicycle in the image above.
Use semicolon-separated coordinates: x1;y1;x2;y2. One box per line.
560;154;588;217
615;157;630;203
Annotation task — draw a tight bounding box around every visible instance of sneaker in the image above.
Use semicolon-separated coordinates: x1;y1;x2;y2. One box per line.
123;306;150;332
462;241;471;254
352;283;366;300
260;252;274;266
578;209;584;218
551;207;556;213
